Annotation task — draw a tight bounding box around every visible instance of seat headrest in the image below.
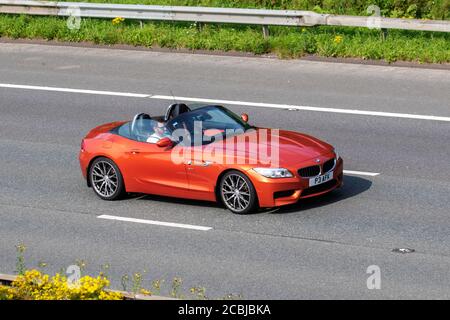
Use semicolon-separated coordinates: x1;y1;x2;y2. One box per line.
164;103;191;122
131;113;151;133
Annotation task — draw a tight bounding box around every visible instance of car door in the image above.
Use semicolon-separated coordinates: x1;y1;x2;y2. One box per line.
183;144;223;202
116;136;189;198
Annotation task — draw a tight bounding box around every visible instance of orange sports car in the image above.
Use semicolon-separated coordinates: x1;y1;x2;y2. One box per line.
79;104;343;214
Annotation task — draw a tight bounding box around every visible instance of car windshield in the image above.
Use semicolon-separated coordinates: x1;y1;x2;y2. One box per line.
116;119;171;144
166;105;254;146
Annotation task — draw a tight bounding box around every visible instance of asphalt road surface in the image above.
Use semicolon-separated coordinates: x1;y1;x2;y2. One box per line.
0;43;449;299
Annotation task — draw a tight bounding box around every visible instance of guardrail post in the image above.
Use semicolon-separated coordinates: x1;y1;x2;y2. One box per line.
262;25;269;38
382;28;388;40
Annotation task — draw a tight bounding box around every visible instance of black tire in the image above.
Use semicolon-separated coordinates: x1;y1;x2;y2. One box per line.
89;157;125;201
219;170;258;214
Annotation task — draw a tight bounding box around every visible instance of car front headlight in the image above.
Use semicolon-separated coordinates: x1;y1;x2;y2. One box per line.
252;168;293;178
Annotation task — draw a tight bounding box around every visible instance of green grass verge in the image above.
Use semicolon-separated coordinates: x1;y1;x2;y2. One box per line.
0;14;449;63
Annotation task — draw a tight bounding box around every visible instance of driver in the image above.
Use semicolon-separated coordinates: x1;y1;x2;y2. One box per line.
147;121;171;143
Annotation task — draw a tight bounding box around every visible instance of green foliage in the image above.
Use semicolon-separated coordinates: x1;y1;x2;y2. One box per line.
0;15;448;63
15;243;26;276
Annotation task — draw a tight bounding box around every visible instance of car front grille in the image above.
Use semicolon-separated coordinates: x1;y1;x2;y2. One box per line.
298;165;320;178
298;158;336;178
322;158;336;173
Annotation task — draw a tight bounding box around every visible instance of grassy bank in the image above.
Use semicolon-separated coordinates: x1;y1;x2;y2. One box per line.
1;14;449;63
0;244;240;300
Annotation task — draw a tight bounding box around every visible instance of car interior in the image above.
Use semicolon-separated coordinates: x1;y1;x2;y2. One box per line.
128;104;192;143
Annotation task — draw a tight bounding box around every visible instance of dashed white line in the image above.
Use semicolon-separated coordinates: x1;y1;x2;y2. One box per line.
1;83;450;122
343;170;380;177
98;214;212;231
56;65;81;70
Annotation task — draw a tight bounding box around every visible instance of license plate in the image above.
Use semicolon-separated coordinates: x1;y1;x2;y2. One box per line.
309;172;333;187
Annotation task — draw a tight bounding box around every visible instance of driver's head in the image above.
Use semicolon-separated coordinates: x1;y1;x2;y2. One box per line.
153;121;166;135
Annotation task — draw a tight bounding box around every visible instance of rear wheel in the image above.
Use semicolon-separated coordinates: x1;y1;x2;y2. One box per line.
89;157;125;200
219;170;258;214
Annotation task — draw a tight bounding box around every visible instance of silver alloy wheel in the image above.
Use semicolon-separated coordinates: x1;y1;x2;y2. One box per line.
91;161;118;198
221;174;251;212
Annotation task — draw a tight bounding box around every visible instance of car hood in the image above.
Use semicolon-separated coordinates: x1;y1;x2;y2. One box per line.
218;128;334;167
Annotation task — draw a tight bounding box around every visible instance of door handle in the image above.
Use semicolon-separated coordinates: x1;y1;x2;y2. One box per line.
185;160;213;171
188;160;213;167
127;149;140;155
198;161;212;167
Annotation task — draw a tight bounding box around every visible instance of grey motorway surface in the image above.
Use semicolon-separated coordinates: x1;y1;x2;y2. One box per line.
0;43;449;299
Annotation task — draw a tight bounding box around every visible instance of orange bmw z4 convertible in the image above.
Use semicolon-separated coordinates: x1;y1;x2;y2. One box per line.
79;104;343;214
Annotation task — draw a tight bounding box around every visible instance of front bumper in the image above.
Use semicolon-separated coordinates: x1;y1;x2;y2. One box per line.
247;158;343;208
79;149;90;180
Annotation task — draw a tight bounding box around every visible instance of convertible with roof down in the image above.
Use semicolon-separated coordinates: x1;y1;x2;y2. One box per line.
79;103;343;214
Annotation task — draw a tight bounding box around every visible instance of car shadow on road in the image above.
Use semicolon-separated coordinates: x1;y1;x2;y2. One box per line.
264;175;372;215
130;193;224;210
127;175;372;214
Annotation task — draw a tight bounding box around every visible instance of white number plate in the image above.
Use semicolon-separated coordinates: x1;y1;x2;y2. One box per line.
309;172;333;187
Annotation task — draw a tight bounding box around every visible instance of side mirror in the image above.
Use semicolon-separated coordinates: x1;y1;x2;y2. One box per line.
241;113;249;123
156;137;173;148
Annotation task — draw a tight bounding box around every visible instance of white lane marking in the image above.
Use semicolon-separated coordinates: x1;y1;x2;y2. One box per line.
151;95;450;122
56;65;80;70
344;170;380;177
0;83;149;98
98;214;212;231
1;83;449;122
23;57;41;61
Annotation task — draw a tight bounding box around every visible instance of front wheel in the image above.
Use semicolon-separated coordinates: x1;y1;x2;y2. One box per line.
89;157;125;200
219;170;258;214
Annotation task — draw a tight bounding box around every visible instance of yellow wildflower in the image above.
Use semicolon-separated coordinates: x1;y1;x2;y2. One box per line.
139;288;152;296
334;35;343;44
112;17;125;25
3;269;123;300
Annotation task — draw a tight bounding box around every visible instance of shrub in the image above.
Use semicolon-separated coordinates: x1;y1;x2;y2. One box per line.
0;270;123;300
